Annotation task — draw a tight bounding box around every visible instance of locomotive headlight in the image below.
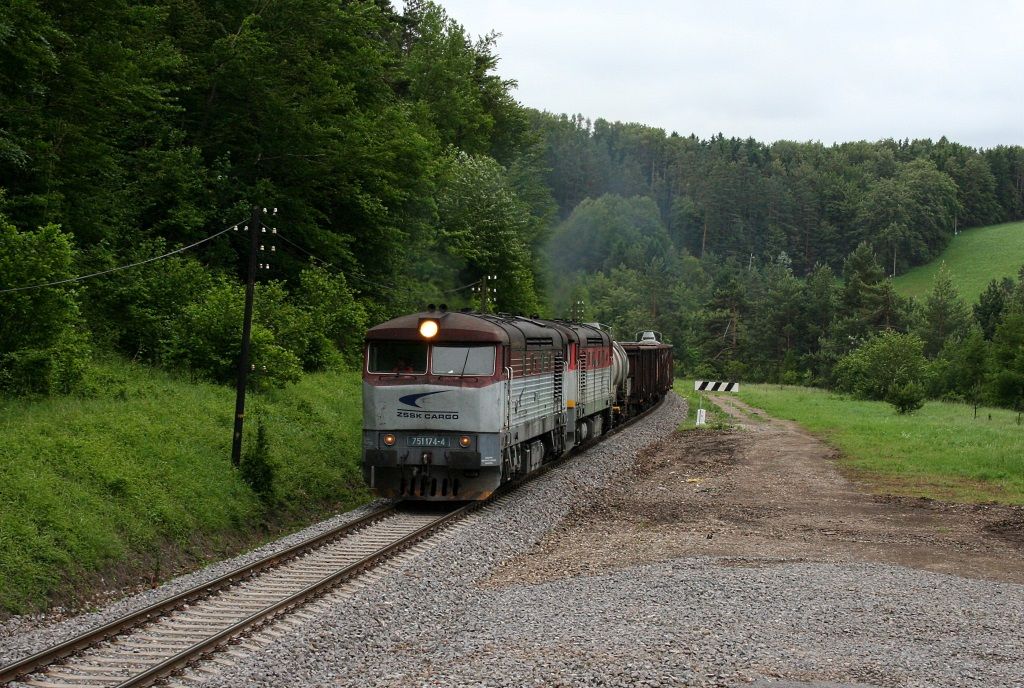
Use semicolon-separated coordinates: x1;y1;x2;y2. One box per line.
419;319;439;338
383;433;396;446
459;435;472;448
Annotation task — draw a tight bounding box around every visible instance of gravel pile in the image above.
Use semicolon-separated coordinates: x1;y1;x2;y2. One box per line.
0;498;391;667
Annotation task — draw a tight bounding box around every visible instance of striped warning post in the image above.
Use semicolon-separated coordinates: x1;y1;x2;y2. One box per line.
694;380;739;392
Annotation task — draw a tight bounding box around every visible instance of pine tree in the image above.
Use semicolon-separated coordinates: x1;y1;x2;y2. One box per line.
919;263;970;357
973;279;1008;340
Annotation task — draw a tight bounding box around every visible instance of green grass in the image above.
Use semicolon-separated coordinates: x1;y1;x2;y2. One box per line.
673;379;731;430
894;220;1024;302
738;384;1024;504
0;359;369;614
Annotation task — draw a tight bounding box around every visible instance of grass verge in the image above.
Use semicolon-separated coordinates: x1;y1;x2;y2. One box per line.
672;380;732;430
0;357;370;615
738;384;1024;504
894;220;1024;302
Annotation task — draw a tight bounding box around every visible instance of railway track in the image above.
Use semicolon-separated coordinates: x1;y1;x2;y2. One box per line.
0;504;471;687
1;397;666;688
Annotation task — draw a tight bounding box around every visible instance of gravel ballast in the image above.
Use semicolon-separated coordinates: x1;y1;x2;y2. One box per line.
6;393;1024;687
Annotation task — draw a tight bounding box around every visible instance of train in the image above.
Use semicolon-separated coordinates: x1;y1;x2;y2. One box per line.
361;307;673;500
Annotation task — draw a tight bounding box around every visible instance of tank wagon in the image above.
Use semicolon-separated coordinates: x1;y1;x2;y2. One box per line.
362;308;672;500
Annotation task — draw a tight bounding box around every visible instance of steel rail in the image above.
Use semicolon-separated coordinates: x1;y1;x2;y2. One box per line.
0;504;399;684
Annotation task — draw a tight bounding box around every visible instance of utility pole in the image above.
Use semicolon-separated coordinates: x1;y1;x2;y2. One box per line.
571;299;585;321
471;274;498;312
232;206;275;466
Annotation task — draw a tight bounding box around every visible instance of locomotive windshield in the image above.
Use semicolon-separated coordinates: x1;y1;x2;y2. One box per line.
368;341;428;373
430;344;495;376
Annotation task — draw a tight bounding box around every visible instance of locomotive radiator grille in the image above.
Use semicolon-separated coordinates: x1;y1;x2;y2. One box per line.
510;374;556;424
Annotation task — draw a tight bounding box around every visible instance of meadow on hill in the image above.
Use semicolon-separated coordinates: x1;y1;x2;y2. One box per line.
895;221;1024;302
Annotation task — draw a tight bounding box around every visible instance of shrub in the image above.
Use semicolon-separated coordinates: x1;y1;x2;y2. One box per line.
0;218;91;395
241;421;275;503
834;330;929;401
781;370;801;386
162;281;301;388
295;265;367;368
82;245;215;363
886;381;926;414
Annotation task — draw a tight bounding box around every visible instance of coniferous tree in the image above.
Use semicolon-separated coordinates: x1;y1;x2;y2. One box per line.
973;279;1009;340
919;263;970;357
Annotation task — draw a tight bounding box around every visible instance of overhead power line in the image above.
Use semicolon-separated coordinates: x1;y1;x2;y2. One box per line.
274;230;335;268
0;222;240;295
273;230;390;293
442;278;483;295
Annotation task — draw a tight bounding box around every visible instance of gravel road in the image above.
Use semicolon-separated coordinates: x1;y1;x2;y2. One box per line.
6;393;1023;687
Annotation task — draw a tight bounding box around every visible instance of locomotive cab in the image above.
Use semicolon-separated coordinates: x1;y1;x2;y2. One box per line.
362;311;508;500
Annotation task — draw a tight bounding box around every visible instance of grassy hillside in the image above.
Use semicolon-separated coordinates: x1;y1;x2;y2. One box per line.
894;221;1024;302
738;384;1024;504
0;359;369;614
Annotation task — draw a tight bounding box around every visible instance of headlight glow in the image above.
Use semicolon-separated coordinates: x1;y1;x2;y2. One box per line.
459;435;472;448
383;433;396;446
419;319;439;338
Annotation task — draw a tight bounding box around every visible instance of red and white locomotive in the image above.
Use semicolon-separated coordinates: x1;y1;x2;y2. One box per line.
362;307;672;500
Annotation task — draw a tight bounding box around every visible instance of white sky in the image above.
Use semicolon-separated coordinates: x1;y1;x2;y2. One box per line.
430;0;1024;148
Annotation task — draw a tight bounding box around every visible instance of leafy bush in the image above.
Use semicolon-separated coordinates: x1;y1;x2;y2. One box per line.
82;245;215;362
252;281;320;372
834;330;929;401
241;420;275;503
295;265;367;368
886;381;926;414
0;218;91;395
157;266;370;388
163;281;302;389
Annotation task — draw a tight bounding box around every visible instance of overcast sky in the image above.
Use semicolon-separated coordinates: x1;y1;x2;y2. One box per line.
431;0;1023;148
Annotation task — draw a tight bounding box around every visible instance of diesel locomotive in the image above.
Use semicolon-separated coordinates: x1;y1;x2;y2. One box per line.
361;308;673;500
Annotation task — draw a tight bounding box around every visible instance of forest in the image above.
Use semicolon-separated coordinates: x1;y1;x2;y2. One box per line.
2;0;1024;412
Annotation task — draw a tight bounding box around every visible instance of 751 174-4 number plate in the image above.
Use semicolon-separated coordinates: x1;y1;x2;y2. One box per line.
407;436;450;447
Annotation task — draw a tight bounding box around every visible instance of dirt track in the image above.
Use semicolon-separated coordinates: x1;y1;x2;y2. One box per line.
488;394;1024;587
